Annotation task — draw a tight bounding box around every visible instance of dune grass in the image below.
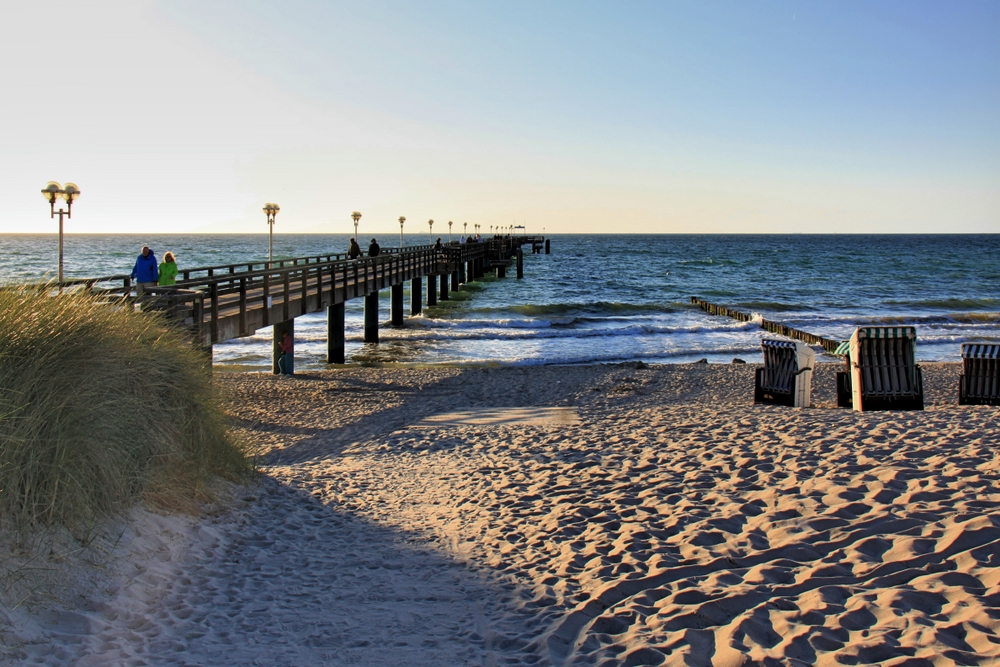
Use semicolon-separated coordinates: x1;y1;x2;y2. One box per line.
0;288;253;531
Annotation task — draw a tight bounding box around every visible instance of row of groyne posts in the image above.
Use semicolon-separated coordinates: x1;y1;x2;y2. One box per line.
51;236;549;373
689;297;844;354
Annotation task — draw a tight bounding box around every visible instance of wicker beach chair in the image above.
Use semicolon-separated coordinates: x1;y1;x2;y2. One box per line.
754;339;815;407
849;327;923;411
833;340;853;408
959;342;1000;406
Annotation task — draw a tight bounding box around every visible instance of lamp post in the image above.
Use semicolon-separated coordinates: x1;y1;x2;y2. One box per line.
263;203;280;264
428;219;434;244
41;181;81;283
398;216;406;249
463;222;467;238
351;211;362;242
448;221;452;243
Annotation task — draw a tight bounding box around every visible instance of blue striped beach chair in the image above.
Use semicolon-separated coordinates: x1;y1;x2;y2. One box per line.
754;339;815;407
959;342;1000;406
849;326;923;411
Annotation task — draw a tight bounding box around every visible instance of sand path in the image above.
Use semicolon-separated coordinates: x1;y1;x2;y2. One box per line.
4;363;999;666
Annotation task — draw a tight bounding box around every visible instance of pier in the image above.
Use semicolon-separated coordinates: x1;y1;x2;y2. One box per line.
48;236;545;372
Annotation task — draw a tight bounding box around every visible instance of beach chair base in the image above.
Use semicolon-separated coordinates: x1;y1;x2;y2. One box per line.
959;376;1000;406
753;368;795;407
855;367;924;412
836;372;852;408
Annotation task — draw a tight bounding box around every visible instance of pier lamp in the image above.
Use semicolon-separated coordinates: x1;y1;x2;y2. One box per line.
263;203;280;264
352;211;362;242
398;216;405;249
448;221;452;243
490;225;494;236
463;222;467;237
428;219;434;243
41;181;81;283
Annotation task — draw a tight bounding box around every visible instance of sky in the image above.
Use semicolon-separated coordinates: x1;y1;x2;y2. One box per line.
1;1;997;235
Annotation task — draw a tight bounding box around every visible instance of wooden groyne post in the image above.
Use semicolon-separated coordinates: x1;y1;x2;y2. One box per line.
689;296;843;353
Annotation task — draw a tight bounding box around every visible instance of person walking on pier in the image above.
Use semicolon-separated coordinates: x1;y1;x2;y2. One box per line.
348;238;362;259
434;237;443;252
368;238;381;257
158;251;178;286
130;246;158;295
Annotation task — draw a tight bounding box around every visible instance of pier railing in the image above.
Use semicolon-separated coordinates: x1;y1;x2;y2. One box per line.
24;237;541;346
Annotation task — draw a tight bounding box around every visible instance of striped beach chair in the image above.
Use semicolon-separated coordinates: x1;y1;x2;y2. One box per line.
959;342;1000;406
833;340;853;408
849;327;923;411
754;339;815;407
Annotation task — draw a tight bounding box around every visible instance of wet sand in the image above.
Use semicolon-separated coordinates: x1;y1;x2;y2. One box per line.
3;362;999;666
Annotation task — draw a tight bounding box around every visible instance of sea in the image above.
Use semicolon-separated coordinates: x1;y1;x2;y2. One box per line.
2;234;998;370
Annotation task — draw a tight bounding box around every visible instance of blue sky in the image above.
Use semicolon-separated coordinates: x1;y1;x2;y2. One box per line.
1;1;997;234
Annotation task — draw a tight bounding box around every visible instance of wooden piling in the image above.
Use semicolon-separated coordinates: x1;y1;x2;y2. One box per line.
327;303;345;363
411;277;422;315
440;273;449;300
516;247;524;279
427;275;437;306
391;283;404;325
364;291;379;343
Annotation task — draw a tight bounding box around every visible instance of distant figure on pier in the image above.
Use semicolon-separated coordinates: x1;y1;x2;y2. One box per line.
460;235;466;245
475;234;482;243
368;238;381;257
158;251;178;286
130;246;158;295
348;238;362;259
434;237;443;252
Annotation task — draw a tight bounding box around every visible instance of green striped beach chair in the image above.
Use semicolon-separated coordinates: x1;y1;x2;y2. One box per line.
849;326;923;411
754;339;815;407
959;342;1000;406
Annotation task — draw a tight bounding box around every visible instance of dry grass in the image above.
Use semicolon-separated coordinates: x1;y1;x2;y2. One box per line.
0;288;253;532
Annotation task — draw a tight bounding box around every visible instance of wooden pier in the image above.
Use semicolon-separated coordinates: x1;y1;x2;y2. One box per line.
690;296;843;353
50;236;545;372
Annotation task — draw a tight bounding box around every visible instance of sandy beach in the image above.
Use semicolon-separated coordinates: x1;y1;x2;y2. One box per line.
3;361;999;666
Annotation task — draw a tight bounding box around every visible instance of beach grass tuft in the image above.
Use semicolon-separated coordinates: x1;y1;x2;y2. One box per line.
0;287;253;531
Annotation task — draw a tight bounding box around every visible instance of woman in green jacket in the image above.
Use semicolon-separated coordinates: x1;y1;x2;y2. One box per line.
158;251;179;286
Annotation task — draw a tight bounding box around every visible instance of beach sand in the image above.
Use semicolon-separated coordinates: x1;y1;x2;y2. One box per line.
3;362;999;666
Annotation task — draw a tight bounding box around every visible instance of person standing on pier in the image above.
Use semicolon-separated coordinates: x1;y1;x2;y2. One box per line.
130;246;158;295
348;238;362;259
434;237;443;252
368;238;381;257
158;252;178;286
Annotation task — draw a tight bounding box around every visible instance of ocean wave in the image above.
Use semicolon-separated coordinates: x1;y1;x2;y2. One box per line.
327;320;763;343
786;312;1000;328
467;302;678;317
883;298;1000;310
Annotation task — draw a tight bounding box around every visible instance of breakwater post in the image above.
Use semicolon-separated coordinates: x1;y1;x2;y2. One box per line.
689;297;842;353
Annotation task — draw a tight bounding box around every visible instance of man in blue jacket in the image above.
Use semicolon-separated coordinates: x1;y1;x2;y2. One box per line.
130;246;159;295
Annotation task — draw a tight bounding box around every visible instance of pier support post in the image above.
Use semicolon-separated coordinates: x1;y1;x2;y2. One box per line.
427;275;437;306
327;303;345;364
364;291;379;343
497;264;506;278
391;283;404;326
411;277;422;315
451;270;459;291
273;319;294;375
545;239;550;254
458;262;466;284
440;273;449;300
517;247;524;279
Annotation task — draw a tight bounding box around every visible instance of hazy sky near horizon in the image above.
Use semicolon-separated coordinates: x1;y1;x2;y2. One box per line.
2;1;997;235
